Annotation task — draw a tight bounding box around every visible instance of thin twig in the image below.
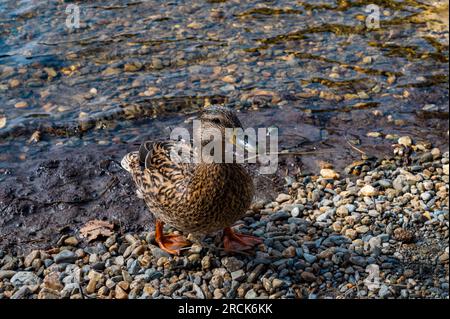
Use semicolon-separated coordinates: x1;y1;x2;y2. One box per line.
344;134;367;155
78;281;86;300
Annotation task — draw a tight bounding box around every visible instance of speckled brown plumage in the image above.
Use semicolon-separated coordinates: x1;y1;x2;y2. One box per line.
121;106;261;254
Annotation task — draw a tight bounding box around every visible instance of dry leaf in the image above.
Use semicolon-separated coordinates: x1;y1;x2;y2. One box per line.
79;219;114;242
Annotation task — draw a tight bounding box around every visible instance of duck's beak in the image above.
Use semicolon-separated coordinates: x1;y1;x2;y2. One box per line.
230;129;257;153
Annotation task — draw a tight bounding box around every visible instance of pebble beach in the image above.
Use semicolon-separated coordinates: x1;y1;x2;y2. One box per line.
1;137;448;300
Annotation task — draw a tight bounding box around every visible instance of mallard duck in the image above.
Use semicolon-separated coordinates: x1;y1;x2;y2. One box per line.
121;106;262;255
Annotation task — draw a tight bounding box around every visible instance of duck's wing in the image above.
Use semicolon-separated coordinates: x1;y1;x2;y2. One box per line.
139;141;196;199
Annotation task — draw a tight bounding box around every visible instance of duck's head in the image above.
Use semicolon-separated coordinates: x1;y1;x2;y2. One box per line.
200;105;243;131
195;105;256;154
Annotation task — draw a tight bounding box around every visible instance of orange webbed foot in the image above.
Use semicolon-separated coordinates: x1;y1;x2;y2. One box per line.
223;227;263;253
155;220;191;255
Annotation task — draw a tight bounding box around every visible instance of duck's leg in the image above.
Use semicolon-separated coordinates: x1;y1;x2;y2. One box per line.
155;220;191;255
222;227;263;253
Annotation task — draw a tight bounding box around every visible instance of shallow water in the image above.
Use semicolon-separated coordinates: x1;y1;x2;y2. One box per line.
0;0;449;173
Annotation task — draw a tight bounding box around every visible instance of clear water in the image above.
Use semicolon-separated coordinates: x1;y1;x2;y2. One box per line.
0;0;448;170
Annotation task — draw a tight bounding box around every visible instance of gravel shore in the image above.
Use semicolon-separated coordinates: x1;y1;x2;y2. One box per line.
0;137;448;299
